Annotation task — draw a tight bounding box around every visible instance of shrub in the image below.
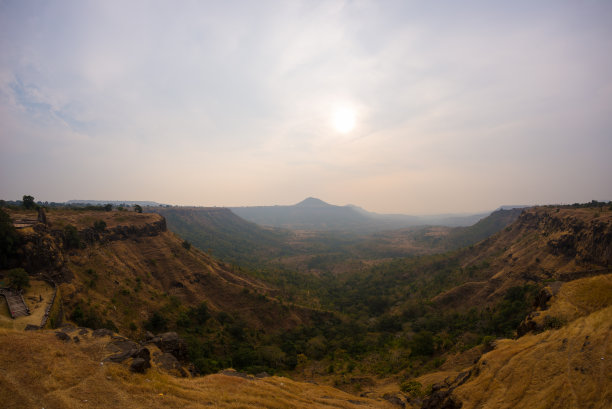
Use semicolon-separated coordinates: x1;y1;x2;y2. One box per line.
410;331;435;357
400;380;424;398
542;315;566;330
134;204;143;213
64;225;81;249
182;240;191;250
144;311;168;333
70;303;117;331
189;302;210;324
7;268;30;290
93;220;107;232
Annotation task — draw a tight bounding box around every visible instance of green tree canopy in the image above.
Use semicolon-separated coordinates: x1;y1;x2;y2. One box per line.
22;195;35;209
7;268;30;291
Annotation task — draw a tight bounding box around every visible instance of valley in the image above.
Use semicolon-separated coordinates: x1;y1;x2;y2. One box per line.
0;200;611;408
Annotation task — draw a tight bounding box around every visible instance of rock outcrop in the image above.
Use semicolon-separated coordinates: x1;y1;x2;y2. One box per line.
148;331;188;361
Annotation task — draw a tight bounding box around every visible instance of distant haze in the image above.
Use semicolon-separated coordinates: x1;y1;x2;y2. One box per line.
1;1;611;214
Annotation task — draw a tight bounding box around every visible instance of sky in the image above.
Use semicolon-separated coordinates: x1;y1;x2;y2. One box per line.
1;0;611;214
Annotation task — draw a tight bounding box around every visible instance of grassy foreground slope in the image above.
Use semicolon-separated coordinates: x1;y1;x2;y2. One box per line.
0;328;394;409
447;274;612;409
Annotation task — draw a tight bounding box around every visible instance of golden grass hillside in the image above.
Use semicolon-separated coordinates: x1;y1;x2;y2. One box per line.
0;328;394;409
416;273;612;409
452;305;612;409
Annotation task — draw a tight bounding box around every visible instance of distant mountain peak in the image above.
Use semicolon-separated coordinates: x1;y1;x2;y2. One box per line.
294;197;331;207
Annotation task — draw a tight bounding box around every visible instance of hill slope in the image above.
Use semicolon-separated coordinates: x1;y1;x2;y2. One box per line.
0;328;394;409
419;273;612;409
153;206;295;267
1;207;333;376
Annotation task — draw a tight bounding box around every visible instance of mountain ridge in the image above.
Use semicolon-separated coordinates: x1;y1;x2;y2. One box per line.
231;197;496;232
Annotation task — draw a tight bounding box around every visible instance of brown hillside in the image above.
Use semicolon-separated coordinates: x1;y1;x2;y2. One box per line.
0;328;394;409
3;209;320;334
433;206;612;309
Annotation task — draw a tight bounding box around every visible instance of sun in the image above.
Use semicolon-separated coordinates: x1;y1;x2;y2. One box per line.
332;107;356;134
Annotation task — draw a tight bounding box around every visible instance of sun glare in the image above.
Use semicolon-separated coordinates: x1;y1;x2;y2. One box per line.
332;107;356;134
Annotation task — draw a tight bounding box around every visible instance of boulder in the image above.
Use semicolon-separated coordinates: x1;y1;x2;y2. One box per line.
105;350;135;363
132;347;151;361
106;338;139;353
153;332;188;360
155;352;187;377
382;393;405;408
130;358;151;373
92;328;114;337
55;332;70;342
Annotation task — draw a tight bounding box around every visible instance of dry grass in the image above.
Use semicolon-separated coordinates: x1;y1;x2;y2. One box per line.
5;208;161;230
0;328;394;409
453;305;612;409
537;275;612;325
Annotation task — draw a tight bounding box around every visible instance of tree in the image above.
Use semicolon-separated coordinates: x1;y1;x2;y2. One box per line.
182;240;191;250
134;204;143;213
7;268;30;291
103;204;113;211
0;209;18;268
22;195;35;209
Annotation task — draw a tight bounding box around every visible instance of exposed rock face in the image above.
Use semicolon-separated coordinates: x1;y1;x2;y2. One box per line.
17;230;65;274
92;328;114;337
421;388;462;409
382;393;406;408
154;352;187;377
11;215;167;280
518;210;612;266
150;332;188;361
80;218;167;244
534;286;554;309
421;371;470;409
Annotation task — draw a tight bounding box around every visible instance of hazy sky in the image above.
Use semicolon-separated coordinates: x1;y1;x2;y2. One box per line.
1;1;611;214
